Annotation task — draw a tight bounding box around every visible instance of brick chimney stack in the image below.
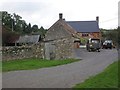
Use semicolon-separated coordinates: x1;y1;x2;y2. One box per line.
96;16;99;25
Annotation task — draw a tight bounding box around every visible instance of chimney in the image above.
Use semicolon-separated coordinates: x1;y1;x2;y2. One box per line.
59;13;63;19
96;16;99;25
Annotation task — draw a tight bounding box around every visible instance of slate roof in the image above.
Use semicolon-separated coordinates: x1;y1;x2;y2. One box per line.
66;21;99;33
16;35;40;44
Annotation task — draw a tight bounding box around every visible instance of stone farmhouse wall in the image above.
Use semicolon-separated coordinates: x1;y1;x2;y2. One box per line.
2;43;44;61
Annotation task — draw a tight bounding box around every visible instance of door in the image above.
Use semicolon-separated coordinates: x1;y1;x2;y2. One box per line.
45;42;56;60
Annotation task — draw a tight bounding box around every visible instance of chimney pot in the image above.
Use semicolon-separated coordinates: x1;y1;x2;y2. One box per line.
59;13;63;19
96;16;99;23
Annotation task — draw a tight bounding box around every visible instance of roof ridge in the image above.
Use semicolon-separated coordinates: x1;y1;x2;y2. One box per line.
66;20;97;22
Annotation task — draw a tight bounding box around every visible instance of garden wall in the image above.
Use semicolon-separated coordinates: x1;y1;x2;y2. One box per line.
2;43;44;61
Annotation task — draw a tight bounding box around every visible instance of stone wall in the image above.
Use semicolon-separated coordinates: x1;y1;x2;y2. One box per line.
45;37;75;60
2;43;44;61
55;37;75;59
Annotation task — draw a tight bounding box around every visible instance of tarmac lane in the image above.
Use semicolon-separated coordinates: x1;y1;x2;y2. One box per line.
2;49;118;88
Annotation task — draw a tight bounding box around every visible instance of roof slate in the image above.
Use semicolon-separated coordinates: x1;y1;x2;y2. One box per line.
66;21;99;32
16;35;40;44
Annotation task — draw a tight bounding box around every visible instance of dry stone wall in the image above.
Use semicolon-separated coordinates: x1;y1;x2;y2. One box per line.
2;43;44;61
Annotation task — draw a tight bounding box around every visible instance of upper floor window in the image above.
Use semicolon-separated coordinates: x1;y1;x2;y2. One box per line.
82;33;89;37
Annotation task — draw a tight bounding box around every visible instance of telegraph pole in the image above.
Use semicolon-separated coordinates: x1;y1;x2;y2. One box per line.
11;14;14;32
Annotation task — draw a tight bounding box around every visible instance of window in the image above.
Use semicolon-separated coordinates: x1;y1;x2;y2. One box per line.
82;33;89;37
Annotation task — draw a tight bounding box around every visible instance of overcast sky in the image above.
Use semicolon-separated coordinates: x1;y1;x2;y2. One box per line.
0;0;119;29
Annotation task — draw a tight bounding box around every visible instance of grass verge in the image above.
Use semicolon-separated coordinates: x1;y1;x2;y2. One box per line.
74;60;119;88
2;58;79;72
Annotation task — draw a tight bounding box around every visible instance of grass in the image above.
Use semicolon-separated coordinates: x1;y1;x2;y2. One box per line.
2;58;79;72
74;60;119;88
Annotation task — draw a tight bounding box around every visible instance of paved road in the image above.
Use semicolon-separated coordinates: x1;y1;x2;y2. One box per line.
2;49;118;88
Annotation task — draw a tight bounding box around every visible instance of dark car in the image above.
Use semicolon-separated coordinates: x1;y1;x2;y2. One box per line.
102;40;113;49
86;38;101;52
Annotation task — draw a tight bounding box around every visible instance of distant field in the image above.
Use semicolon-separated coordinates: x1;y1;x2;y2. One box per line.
2;58;80;72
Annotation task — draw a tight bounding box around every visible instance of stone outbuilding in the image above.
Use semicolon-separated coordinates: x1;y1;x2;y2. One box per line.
44;13;79;60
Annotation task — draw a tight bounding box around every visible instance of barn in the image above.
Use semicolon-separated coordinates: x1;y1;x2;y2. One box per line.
45;13;79;60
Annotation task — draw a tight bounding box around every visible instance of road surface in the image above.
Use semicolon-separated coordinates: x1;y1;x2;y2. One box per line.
2;49;118;88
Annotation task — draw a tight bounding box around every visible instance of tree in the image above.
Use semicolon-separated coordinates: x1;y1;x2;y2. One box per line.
2;11;46;35
117;27;120;48
2;11;13;30
101;28;118;46
22;20;27;34
2;12;24;33
32;24;38;32
24;23;32;34
39;26;47;38
13;13;23;33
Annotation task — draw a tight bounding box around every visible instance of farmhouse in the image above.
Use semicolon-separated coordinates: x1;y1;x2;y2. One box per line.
45;13;100;60
66;16;101;39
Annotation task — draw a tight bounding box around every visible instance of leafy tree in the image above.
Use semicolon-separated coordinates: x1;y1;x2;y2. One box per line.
101;28;118;46
32;24;38;32
21;20;27;34
2;11;46;36
117;27;120;48
2;12;13;29
24;23;32;34
2;12;23;33
39;26;47;38
13;13;23;33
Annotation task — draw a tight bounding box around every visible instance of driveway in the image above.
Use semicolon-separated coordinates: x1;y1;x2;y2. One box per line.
2;49;118;88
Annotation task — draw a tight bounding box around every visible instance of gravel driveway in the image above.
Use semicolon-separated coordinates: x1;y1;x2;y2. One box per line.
2;49;118;88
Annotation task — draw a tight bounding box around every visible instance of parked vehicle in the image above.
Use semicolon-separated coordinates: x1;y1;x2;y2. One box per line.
86;38;101;52
102;40;113;49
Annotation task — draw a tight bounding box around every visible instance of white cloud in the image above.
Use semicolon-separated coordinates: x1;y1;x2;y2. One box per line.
0;0;119;29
